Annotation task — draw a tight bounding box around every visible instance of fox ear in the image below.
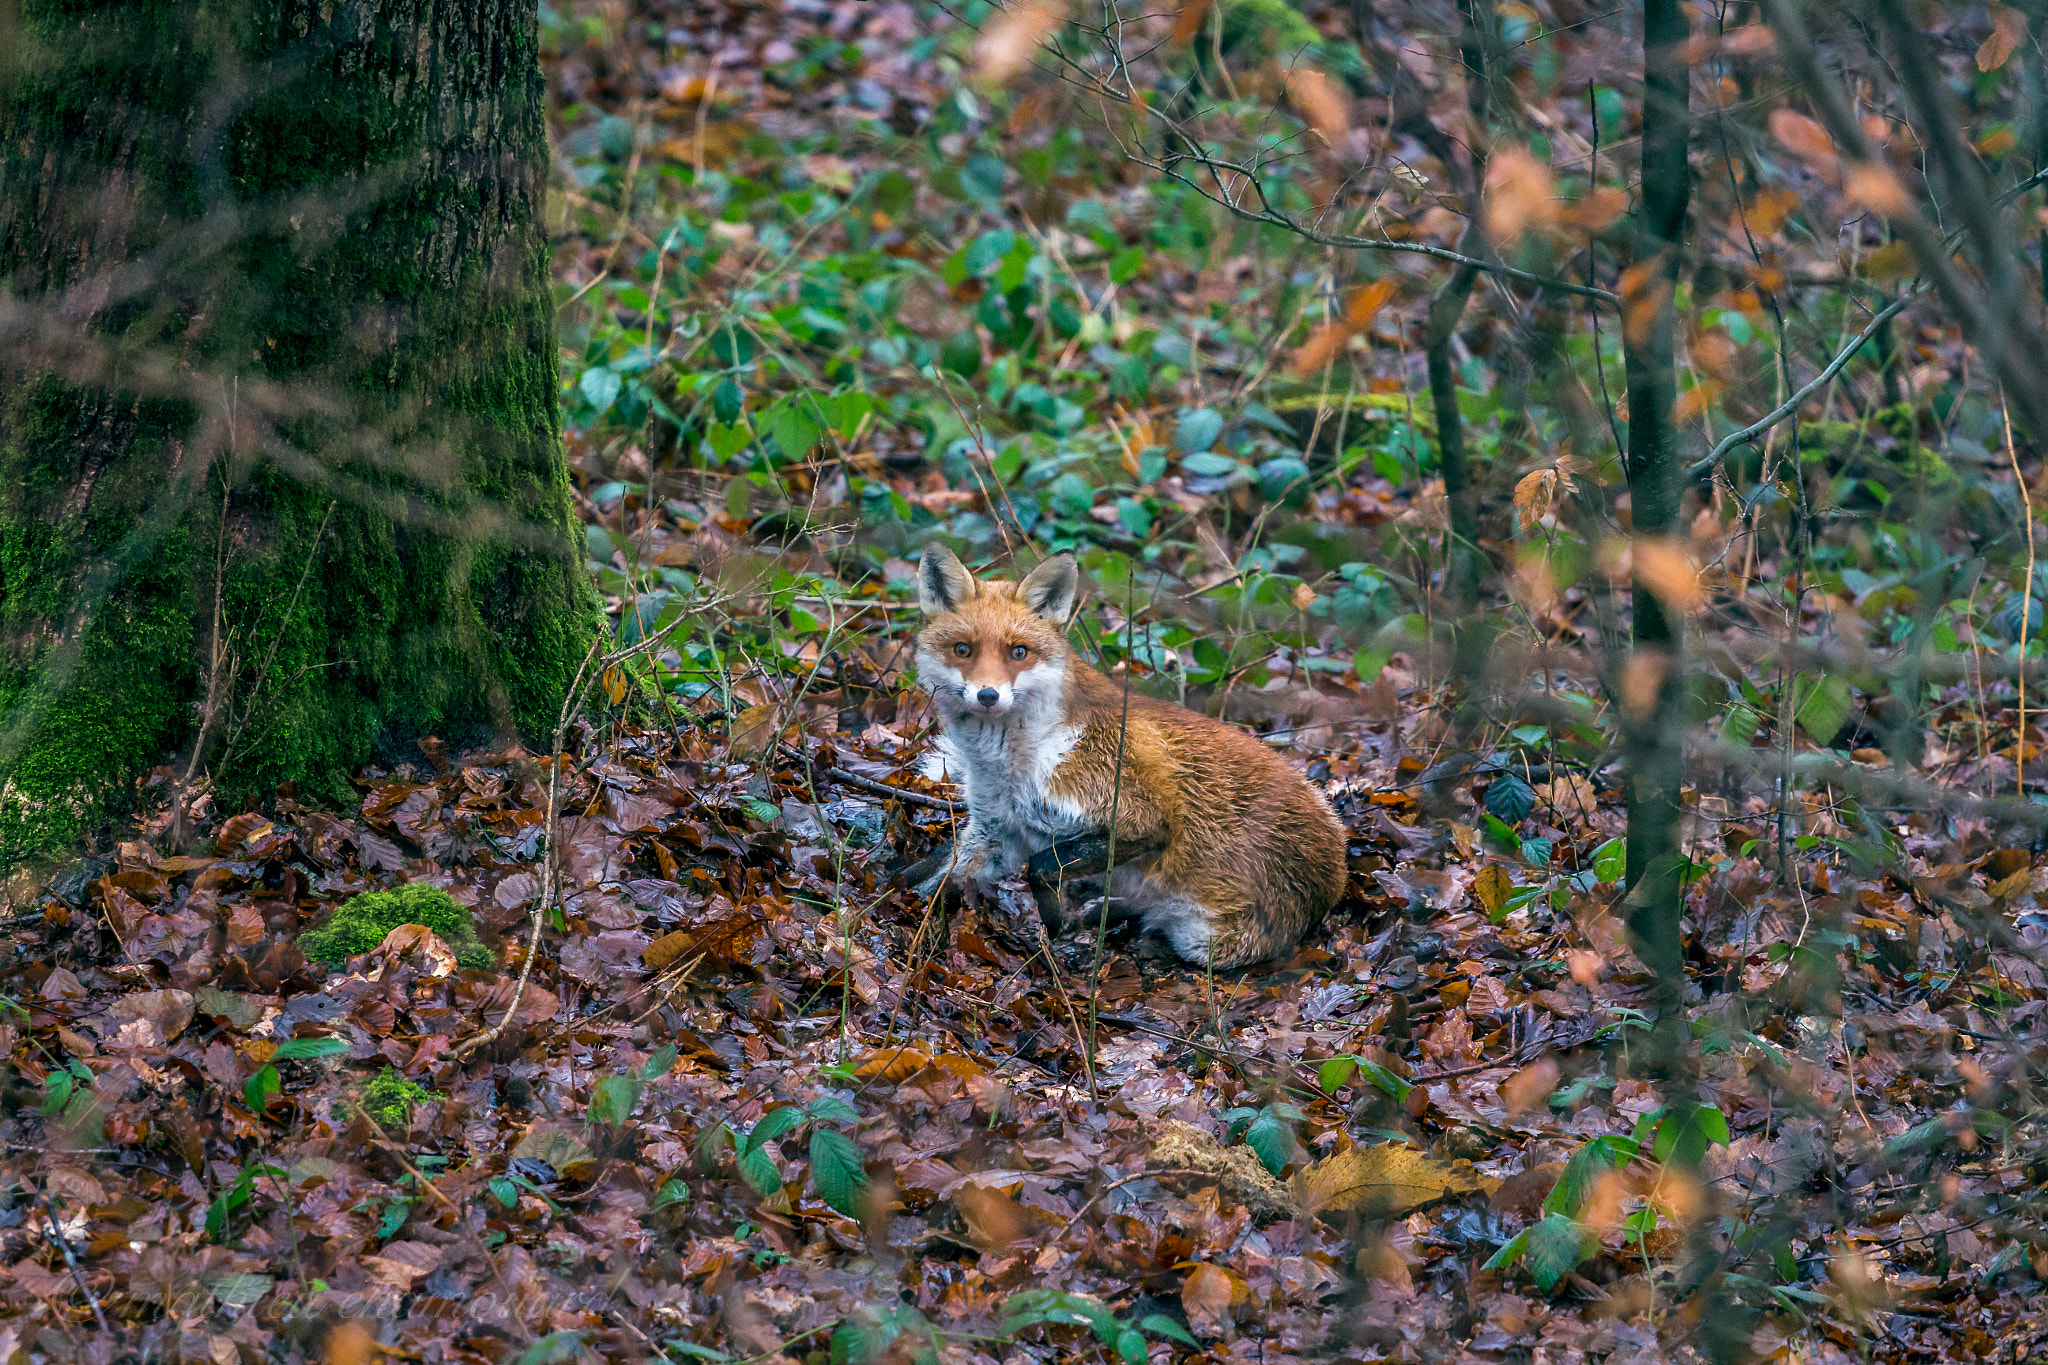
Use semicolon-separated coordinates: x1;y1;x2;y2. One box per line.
918;544;974;614
1017;554;1079;622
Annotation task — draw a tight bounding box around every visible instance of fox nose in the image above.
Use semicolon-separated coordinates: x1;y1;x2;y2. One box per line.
977;687;1000;708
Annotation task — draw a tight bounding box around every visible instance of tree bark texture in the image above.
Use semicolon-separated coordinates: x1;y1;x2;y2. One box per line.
0;0;599;858
1621;0;1690;1000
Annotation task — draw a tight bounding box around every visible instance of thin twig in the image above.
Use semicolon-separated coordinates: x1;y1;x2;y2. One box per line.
39;1189;111;1335
775;742;960;813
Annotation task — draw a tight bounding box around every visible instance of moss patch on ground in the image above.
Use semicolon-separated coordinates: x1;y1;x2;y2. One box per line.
300;882;494;971
352;1067;439;1130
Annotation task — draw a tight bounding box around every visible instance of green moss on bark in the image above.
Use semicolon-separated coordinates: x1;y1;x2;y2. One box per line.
0;0;601;858
301;882;494;972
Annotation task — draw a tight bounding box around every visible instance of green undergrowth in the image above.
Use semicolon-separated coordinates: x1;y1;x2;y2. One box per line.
300;882;494;972
350;1067;439;1130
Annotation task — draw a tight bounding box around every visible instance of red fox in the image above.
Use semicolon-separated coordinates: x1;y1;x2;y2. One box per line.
911;545;1347;968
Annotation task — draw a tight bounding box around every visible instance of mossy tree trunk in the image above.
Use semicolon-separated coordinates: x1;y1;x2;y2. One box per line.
1620;0;1691;1017
0;0;599;858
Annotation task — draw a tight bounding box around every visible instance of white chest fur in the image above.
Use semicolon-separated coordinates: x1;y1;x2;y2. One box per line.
937;698;1089;876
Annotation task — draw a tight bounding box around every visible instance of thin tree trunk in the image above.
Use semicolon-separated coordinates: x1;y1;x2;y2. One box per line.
0;0;599;857
1621;0;1691;1010
1428;0;1493;612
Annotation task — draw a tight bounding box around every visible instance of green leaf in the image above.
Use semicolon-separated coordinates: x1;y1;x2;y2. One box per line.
376;1196;412;1240
580;366;622;415
744;1105;808;1154
1793;672;1854;743
587;1073;642;1127
272;1036;348;1061
1543;1134;1635;1219
1719;702;1761;747
805;1094;860;1126
245;1065;280;1115
1180;451;1239;478
1521;1213;1595;1291
640;1044;679;1080
1485;772;1535;822
514;1331;587;1365
737;1143;783;1198
941;328;984;378
1653;1101;1730;1168
1318;1056;1359;1093
1175;407;1224;453
1115;1327;1147;1365
209;1272;273;1306
765;400;821;460
1483;1228;1530;1274
1591;837;1626;883
1245;1110;1294;1175
1140;1314;1199;1347
489;1177;519;1208
809;1127;869;1216
831;1305;938;1365
39;1069;74;1117
667;1342;735;1363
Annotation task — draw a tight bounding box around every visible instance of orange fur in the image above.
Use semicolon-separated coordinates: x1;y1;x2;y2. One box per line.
914;547;1346;968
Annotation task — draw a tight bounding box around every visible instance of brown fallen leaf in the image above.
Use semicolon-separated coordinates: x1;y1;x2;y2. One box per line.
1291;1143;1484;1219
512;1126;598;1181
1181;1261;1242;1336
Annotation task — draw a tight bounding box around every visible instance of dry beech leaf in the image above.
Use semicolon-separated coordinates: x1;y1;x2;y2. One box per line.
1980;5;2028;71
977;0;1062;82
1619;261;1670;348
1501;1057;1560;1116
1748;186;1799;234
1721;23;1776;56
1290;321;1355;376
1283;67;1349;146
1347;277;1399;327
1169;0;1214;45
1769;109;1837;174
1483;147;1558;242
729;702;782;754
512;1126;598;1180
1632;538;1704;612
1182;1262;1242;1335
1557;186;1627;231
1844;162;1912;217
1292;1143;1483;1219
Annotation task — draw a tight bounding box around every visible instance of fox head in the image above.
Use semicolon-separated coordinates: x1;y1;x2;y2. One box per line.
915;546;1078;721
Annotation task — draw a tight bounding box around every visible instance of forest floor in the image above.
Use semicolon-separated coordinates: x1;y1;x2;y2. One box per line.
5;1;2048;1363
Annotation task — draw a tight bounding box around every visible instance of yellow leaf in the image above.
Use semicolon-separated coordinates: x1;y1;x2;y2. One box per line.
1292;1144;1484;1219
1472;863;1514;915
855;1047;934;1083
1864;241;1916;284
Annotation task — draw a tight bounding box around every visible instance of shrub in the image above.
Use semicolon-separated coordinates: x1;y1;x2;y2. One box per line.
300;882;494;971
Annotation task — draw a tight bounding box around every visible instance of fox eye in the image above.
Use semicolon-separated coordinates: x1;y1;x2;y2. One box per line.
952;642;972;659
1008;644;1029;662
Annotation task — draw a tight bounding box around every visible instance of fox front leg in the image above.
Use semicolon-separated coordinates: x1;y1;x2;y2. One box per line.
1025;831;1166;927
